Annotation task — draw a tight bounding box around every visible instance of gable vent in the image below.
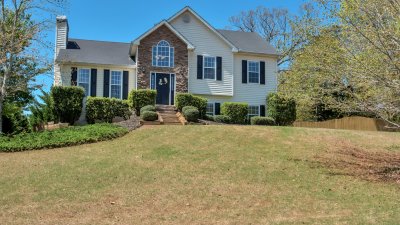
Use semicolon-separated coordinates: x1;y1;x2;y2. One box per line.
182;13;191;23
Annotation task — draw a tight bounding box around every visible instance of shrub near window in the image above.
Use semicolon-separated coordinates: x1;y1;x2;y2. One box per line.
250;116;275;126
128;89;157;115
175;93;207;118
86;97;132;124
267;93;296;126
51;86;85;125
221;102;248;124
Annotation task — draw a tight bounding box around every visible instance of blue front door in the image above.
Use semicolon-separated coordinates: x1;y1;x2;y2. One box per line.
156;73;170;105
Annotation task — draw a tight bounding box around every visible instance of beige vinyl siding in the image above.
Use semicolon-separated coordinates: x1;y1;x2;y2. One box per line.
59;64;136;97
170;11;234;96
55;22;68;54
195;54;277;106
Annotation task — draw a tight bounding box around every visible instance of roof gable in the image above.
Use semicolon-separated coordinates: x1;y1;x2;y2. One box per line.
167;6;238;52
132;20;194;50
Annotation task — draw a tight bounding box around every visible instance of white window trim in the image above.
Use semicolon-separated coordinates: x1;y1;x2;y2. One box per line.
247;61;260;84
109;70;123;99
152;40;174;68
248;105;260;117
206;102;215;116
203;55;217;80
78;68;91;96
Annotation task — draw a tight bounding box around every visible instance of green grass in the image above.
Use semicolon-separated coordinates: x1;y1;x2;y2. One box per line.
0;123;128;152
0;125;399;224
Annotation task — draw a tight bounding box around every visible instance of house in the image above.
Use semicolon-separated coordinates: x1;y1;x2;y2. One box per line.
54;6;278;117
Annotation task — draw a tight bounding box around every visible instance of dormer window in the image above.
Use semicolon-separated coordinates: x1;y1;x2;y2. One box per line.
152;40;174;67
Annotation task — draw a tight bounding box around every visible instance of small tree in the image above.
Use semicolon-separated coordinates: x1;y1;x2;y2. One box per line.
0;0;67;133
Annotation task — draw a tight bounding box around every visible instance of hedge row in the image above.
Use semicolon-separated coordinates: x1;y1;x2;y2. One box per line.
86;97;132;124
0;124;128;152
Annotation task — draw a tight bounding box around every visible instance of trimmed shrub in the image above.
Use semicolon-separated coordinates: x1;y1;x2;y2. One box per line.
140;105;156;115
250;116;275;126
175;93;207;118
51;86;85;125
267;93;296;126
86;97;132;124
141;111;158;121
213;115;231;124
205;115;215;121
128;89;157;115
182;106;197;114
0;124;128;152
183;108;200;122
221;102;248;124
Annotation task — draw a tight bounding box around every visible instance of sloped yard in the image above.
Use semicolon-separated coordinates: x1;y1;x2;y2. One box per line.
0;126;399;224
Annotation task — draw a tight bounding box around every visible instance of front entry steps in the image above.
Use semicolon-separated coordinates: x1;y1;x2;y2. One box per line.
140;105;183;125
156;105;182;125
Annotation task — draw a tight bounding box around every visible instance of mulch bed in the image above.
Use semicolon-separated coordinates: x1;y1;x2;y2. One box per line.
315;143;400;185
114;114;141;131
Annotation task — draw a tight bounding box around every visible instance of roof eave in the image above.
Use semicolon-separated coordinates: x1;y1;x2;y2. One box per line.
56;60;137;68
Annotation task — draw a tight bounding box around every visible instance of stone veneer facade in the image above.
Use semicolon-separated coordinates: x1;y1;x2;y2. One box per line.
137;25;188;92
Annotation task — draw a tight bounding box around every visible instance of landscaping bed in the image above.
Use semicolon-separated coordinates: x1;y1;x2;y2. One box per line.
0;123;128;152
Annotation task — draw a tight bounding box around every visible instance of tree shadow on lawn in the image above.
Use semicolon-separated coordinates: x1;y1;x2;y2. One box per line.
313;143;400;185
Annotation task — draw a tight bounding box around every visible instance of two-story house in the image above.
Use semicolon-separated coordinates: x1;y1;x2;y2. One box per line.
54;6;278;117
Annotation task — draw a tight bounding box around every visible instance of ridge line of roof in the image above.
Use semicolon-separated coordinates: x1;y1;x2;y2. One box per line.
69;38;131;44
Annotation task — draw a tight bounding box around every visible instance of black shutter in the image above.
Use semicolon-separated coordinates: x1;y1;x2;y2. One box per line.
123;71;129;99
260;105;266;117
215;103;221;115
71;67;77;86
90;69;97;97
216;57;222;81
260;61;265;85
242;60;247;83
103;69;110;97
197;55;203;79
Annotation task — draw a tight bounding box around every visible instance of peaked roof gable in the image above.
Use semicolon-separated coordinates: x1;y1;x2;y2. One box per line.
132;20;195;50
167;6;238;52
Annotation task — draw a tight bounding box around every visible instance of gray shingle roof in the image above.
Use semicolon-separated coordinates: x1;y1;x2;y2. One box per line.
56;39;135;66
217;29;278;55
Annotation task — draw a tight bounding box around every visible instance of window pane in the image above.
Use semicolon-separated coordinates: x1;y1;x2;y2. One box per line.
204;68;215;79
170;48;174;67
152;46;157;66
111;71;121;85
249;72;259;83
206;103;214;115
111;85;121;99
78;69;90;96
248;105;259;118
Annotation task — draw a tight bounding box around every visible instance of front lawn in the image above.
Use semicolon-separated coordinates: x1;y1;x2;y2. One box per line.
0;123;128;152
0;126;399;224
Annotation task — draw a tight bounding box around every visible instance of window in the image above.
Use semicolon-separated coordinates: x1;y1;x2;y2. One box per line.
78;68;90;96
110;71;122;99
152;40;174;67
206;103;214;116
203;56;216;79
248;105;259;118
248;61;260;83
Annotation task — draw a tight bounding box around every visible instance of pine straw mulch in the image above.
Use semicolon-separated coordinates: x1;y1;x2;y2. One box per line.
314;142;400;185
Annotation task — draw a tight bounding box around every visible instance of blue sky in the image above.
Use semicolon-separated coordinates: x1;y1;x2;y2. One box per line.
37;0;306;92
